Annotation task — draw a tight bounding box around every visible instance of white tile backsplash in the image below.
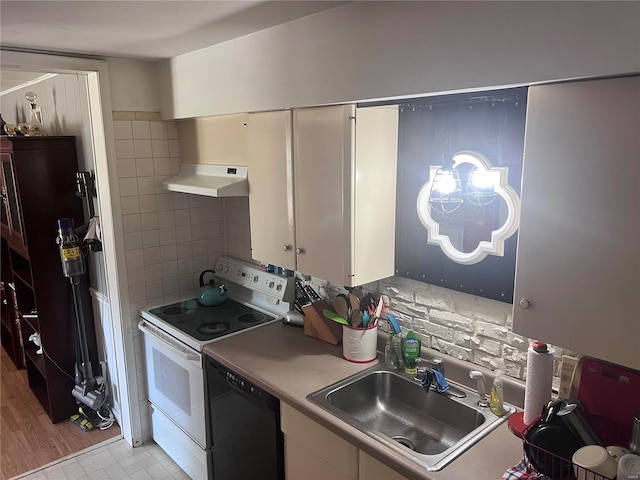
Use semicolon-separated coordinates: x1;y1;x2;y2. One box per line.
132;121;151;139
138;195;157;213
117;158;137;178
119;178;139;197
133;139;153;158
124;232;143;250
120;196;140;215
117;141;136;162
122;214;142;233
135;158;154;177
150;121;167;140
137;177;155;195
153;158;171;176
140;212;159;231
151;139;170;157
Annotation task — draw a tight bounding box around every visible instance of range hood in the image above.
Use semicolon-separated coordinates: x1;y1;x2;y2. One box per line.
162;164;248;197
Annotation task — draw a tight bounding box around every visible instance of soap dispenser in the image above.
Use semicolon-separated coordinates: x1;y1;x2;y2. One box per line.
490;369;505;416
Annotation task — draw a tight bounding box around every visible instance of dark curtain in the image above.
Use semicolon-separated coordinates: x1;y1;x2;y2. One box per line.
394;88;527;303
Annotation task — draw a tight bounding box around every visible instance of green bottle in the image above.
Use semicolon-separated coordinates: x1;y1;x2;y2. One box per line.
401;330;421;375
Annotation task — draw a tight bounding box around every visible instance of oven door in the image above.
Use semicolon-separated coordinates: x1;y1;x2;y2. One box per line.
139;320;207;448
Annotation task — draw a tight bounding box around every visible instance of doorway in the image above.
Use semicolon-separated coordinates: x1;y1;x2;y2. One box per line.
0;51;140;455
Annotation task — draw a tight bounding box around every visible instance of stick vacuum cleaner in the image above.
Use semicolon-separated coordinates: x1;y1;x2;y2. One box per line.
56;218;106;422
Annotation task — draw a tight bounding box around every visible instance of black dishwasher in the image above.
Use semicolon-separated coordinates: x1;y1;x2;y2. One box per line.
205;357;285;480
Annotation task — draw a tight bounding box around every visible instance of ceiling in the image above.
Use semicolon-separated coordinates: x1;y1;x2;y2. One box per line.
0;0;345;92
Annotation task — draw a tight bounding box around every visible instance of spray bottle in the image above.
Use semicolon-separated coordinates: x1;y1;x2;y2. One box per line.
490;369;505;416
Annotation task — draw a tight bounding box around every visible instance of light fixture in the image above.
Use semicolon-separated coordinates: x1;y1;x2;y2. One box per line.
465;167;498;206
428;153;463;214
416;151;521;265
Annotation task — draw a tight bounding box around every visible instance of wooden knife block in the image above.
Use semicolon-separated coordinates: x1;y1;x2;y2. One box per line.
302;299;343;345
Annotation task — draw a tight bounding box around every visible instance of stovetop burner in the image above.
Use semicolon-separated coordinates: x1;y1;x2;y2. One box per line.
237;313;266;324
196;322;230;335
148;298;275;342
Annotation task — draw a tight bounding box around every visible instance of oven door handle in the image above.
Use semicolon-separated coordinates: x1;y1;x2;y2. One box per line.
138;320;201;363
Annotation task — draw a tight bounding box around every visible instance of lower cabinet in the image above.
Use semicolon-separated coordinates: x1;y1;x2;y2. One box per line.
280;402;408;480
359;451;410;480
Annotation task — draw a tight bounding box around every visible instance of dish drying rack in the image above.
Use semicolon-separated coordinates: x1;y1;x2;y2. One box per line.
521;435;615;480
506;412;629;480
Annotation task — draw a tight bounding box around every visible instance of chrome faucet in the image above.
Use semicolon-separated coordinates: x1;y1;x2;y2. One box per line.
416;356;445;375
469;371;490;407
414;357;466;398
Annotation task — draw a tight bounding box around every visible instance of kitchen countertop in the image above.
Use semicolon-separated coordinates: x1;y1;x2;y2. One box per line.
203;320;524;480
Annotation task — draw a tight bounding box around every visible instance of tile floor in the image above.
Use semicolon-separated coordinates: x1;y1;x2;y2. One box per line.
13;438;190;480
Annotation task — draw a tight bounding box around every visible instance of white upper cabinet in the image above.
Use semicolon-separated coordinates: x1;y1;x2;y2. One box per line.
178;113;248;165
513;76;640;370
247;110;295;270
248;105;398;286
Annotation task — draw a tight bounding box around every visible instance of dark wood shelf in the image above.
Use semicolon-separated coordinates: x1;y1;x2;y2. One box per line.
1;261;24;369
1;136;97;424
20;313;38;332
24;345;46;378
11;268;33;288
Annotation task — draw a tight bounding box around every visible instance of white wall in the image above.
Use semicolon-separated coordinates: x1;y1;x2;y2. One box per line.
107;58;161;112
159;1;640;119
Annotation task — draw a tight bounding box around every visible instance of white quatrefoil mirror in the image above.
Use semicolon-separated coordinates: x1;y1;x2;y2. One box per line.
416;151;521;265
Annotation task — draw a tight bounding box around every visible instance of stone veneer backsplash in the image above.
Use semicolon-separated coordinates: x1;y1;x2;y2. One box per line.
310;273;574;388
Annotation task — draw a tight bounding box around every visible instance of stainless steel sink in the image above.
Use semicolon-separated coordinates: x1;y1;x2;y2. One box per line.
307;363;515;471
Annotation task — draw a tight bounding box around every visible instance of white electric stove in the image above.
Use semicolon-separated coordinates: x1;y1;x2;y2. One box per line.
138;256;294;480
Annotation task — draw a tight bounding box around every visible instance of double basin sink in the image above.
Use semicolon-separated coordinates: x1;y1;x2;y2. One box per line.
307;363;515;472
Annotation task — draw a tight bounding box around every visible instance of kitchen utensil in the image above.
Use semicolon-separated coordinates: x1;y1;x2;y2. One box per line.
362;311;370;328
348;293;362;327
630;412;640;454
333;294;351;324
606;445;630;460
198;270;227;306
572;445;618;480
371;297;384;326
360;293;376;314
556;400;602;446
386;314;402;335
322;309;350;325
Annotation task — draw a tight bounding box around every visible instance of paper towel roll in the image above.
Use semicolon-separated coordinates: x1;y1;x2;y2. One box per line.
523;344;555;425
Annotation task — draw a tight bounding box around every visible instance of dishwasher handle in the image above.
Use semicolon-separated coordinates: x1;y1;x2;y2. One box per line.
138;319;201;363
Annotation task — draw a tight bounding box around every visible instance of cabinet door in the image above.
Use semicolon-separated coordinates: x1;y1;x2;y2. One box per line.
513;76;640;370
293;105;354;284
247;110;296;269
352;106;398;286
281;403;358;480
178;113;248;165
359;451;409;480
0;152;25;247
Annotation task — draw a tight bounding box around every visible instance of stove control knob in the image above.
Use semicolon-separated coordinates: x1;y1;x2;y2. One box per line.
268;281;275;289
276;284;283;291
223;265;229;273
253;276;258;282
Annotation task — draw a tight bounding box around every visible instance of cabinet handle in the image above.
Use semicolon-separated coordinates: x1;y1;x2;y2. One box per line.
295;247;305;255
282;244;291;252
519;298;531;309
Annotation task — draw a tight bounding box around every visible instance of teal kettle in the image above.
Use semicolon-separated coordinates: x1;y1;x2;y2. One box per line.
198;270;227;306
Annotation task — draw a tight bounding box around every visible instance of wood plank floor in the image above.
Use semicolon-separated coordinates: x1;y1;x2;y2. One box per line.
0;345;120;479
